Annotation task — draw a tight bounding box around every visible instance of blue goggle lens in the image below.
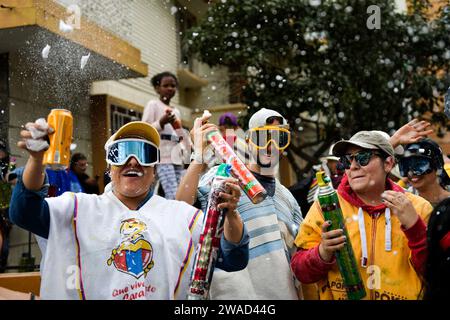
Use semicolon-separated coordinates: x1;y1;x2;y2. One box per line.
398;156;432;177
106;139;159;166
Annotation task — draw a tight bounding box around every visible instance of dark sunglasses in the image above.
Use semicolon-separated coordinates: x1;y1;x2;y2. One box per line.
398;156;433;177
340;150;383;169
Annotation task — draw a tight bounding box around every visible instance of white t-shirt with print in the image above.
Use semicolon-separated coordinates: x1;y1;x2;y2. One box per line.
40;191;203;300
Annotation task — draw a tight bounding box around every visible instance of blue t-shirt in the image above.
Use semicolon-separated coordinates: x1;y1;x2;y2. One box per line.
46;168;83;196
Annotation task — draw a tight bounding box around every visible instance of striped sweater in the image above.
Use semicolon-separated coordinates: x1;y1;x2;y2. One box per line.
197;166;303;299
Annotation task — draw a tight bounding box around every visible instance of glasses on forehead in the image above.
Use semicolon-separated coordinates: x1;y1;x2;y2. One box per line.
398;156;433;177
106;139;159;167
248;125;291;151
339;150;383;169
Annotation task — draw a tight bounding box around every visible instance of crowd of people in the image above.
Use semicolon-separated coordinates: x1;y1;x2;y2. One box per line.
0;71;448;300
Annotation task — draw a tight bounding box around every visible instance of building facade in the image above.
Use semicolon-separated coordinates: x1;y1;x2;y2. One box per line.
0;0;243;271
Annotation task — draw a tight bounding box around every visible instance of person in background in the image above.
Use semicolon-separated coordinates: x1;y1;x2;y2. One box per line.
423;197;450;300
206;112;247;166
142;71;190;199
0;140;14;273
398;139;450;207
304;145;346;213
70;153;99;194
442;153;450;177
218;112;239;148
288;168;316;219
45;165;82;197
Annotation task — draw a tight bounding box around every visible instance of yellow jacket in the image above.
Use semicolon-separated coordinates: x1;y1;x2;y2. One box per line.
294;192;432;300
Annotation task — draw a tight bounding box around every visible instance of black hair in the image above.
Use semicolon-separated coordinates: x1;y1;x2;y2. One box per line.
423;197;450;300
150;72;178;88
266;116;283;125
70;153;87;170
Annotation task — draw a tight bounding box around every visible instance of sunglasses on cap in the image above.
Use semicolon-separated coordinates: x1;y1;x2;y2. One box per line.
339;150;384;169
398;156;433;177
248;125;291;151
106;139;159;167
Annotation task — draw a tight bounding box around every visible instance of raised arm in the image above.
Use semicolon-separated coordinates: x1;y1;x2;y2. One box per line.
18;122;52;191
9;120;53;238
390;119;433;148
176;113;217;205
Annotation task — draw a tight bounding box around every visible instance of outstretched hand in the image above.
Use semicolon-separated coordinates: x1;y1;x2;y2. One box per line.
390;119;433;148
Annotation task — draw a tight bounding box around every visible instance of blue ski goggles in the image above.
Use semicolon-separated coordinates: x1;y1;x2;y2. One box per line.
106;139;159;167
398;156;433;177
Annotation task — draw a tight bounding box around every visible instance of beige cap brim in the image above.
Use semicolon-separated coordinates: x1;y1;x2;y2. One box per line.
332;140;379;156
105;121;160;149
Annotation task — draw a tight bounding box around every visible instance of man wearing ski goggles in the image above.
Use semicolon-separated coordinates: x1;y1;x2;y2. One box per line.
248;125;291;151
176;108;302;300
10;120;249;299
246;110;291;174
106;139;160;167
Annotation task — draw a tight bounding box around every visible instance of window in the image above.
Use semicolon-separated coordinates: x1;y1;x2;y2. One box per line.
110;105;142;134
176;4;197;70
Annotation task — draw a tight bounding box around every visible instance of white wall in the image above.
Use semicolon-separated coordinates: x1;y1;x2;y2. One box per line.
90;0;193;119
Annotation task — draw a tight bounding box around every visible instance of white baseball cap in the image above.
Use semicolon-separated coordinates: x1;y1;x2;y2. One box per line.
248;108;288;129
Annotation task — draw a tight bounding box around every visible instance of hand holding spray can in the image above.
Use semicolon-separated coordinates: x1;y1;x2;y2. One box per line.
206;130;267;204
316;171;366;300
43;109;73;170
188;164;232;300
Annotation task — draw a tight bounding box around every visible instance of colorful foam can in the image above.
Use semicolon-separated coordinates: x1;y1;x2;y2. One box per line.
206;130;267;204
316;171;366;300
43;109;73;170
188;164;231;300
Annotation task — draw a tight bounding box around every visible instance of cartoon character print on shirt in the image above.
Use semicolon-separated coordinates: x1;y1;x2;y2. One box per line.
107;218;154;279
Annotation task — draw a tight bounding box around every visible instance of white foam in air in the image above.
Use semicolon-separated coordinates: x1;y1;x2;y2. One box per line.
42;45;51;59
80;53;91;70
59;20;74;33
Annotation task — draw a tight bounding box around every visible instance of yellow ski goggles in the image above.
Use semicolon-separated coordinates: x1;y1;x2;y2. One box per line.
248;125;291;150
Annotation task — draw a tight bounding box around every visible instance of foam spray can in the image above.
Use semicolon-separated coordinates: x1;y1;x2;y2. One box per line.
43;109;73;170
316;171;366;300
206;130;267;204
166;108;182;130
188;164;232;300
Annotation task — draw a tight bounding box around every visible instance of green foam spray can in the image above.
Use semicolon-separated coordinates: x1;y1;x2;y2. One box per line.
316;171;366;300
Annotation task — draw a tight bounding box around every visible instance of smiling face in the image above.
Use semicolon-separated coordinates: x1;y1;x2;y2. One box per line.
408;169;439;191
110;156;155;204
345;146;394;194
156;76;177;103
